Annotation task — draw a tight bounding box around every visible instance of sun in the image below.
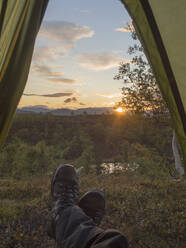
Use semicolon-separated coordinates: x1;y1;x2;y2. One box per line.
116;107;123;113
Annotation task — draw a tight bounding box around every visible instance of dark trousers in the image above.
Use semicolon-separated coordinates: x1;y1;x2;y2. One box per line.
54;205;128;248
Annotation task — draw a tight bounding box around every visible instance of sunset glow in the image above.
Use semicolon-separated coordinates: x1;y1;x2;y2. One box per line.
18;0;133;110
116;107;123;113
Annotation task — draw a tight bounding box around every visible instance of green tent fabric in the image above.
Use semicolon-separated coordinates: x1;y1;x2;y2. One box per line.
120;0;186;172
0;0;48;146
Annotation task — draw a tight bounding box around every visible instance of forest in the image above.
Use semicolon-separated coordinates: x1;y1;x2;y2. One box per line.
0;112;173;179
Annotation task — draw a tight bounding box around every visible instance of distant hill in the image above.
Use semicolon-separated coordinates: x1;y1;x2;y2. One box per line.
17;106;114;116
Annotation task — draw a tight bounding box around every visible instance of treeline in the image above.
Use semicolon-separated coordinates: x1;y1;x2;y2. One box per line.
0;113;174;178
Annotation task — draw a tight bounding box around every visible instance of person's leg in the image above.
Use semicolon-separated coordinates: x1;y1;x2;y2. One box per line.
55;205;103;248
48;164;128;248
55;205;128;248
86;229;128;248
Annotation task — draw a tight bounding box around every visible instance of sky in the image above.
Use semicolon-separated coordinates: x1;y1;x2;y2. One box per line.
19;0;134;110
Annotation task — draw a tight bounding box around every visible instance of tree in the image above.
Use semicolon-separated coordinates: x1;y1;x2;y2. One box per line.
114;25;185;179
114;26;167;116
76;147;96;174
62;136;82;160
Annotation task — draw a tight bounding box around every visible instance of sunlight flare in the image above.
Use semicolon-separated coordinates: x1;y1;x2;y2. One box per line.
116;107;123;113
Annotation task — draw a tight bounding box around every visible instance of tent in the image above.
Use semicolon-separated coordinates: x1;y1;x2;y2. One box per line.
0;0;49;146
120;0;186;172
0;0;185;172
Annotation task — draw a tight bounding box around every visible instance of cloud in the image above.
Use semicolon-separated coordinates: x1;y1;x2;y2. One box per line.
108;102;115;105
32;64;63;77
64;97;78;103
115;27;130;32
115;24;134;33
79;9;89;14
31;53;76;84
24;105;48;108
32;21;94;66
39;21;94;54
77;53;122;70
96;93;122;98
23;92;74;98
40;21;94;42
64;97;85;105
32;21;94;84
31;50;75;84
19;105;50;111
47;77;76;84
32;46;58;63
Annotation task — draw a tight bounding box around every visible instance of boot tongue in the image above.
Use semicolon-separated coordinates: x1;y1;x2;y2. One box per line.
57;167;78;184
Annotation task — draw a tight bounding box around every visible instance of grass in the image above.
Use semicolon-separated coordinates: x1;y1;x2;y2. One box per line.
0;172;185;248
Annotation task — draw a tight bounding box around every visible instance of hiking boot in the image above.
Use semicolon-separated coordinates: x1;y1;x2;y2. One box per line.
78;190;105;225
51;164;79;210
48;164;79;238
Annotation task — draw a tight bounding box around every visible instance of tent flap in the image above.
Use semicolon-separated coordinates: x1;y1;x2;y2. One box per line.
0;0;49;146
121;0;186;172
